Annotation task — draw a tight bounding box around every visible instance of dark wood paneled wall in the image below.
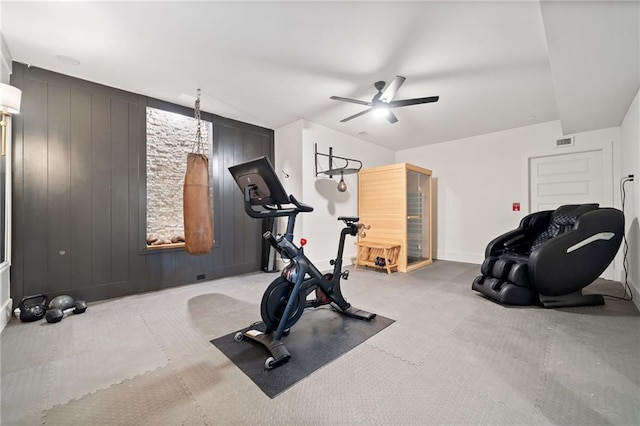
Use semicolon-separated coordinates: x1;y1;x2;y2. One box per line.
10;64;273;302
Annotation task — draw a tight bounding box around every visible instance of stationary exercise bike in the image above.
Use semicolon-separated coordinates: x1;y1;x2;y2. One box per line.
229;156;376;369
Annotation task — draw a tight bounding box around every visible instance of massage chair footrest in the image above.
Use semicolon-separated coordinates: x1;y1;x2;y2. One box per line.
538;291;604;308
472;276;533;306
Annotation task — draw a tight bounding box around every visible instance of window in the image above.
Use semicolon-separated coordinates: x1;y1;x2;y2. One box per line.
146;106;212;249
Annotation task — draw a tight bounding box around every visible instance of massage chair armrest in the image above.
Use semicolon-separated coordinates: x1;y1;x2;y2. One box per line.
485;210;552;257
528;208;624;296
485;229;525;257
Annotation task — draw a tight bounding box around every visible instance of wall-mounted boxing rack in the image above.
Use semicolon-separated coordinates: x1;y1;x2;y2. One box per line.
314;143;363;178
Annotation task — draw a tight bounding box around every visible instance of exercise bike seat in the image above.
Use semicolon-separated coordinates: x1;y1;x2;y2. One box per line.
338;216;359;224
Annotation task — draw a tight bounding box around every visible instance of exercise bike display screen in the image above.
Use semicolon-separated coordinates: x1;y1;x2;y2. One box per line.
229;156;290;206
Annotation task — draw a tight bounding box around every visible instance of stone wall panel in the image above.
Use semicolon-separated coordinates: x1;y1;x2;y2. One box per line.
146;107;210;243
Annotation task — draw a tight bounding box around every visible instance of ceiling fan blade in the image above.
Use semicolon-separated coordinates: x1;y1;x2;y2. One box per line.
388;96;439;108
330;96;372;107
340;108;372;123
380;76;406;102
386;110;398;124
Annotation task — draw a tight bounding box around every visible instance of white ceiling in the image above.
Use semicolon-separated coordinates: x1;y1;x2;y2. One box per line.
2;1;639;151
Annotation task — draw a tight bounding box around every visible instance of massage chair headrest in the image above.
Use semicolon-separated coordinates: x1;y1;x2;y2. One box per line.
550;203;599;228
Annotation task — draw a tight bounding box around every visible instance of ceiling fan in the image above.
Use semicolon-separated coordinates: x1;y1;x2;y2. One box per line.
330;75;439;124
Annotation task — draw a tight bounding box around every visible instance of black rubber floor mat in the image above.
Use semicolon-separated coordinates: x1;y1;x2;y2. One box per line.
211;307;394;398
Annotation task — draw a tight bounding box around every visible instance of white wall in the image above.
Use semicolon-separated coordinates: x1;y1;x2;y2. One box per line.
1;30;14;332
276;118;627;278
395;120;623;269
620;88;639;308
274;120;394;271
274;120;304;199
274;120;305;254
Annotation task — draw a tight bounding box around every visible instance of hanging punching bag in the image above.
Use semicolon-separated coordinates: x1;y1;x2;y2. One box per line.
184;153;214;254
183;89;214;255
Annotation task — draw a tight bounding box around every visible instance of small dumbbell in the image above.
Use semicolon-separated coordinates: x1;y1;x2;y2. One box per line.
45;300;88;323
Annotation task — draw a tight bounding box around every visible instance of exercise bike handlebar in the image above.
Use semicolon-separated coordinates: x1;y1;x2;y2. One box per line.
243;187;313;219
264;216;361;263
289;195;314;213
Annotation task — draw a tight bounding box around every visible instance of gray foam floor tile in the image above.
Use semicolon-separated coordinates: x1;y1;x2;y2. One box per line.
1;363;50;425
42;365;202;426
139;293;262;364
358;346;547;425
538;327;640;425
2;262;639;425
173;354;276;424
47;336;169;408
1;320;64;375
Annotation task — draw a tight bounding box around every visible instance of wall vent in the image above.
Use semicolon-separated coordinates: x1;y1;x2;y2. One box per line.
556;136;574;147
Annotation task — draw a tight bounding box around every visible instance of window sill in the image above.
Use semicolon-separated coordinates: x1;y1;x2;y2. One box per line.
146;242;186;251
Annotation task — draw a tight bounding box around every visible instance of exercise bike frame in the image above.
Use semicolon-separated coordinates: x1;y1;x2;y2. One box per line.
237;185;375;368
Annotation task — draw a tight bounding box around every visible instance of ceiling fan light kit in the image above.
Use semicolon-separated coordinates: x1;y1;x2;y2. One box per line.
330;75;439;124
372;106;390;118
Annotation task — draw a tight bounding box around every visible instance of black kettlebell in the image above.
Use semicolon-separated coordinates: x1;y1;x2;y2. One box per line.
18;294;48;322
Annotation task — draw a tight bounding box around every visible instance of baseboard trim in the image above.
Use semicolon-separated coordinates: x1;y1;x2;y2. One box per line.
611;269;639;309
1;297;13;333
628;278;639;311
433;251;483;265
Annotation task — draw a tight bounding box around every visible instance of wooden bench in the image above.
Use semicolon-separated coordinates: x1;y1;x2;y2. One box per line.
355;241;401;275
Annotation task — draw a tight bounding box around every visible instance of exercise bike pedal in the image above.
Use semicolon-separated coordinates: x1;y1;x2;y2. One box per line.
341;270;349;280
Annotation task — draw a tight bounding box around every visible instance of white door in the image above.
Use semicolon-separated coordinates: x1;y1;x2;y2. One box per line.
529;150;604;212
529;149;613;279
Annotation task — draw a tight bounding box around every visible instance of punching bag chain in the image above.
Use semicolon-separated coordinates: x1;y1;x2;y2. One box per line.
191;88;204;155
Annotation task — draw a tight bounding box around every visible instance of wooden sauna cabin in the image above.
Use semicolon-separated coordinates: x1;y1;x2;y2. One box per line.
357;163;433;273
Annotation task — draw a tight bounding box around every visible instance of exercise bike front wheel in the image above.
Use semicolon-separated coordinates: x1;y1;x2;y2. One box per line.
261;277;306;331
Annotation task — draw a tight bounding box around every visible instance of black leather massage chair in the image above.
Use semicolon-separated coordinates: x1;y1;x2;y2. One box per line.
472;204;624;308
